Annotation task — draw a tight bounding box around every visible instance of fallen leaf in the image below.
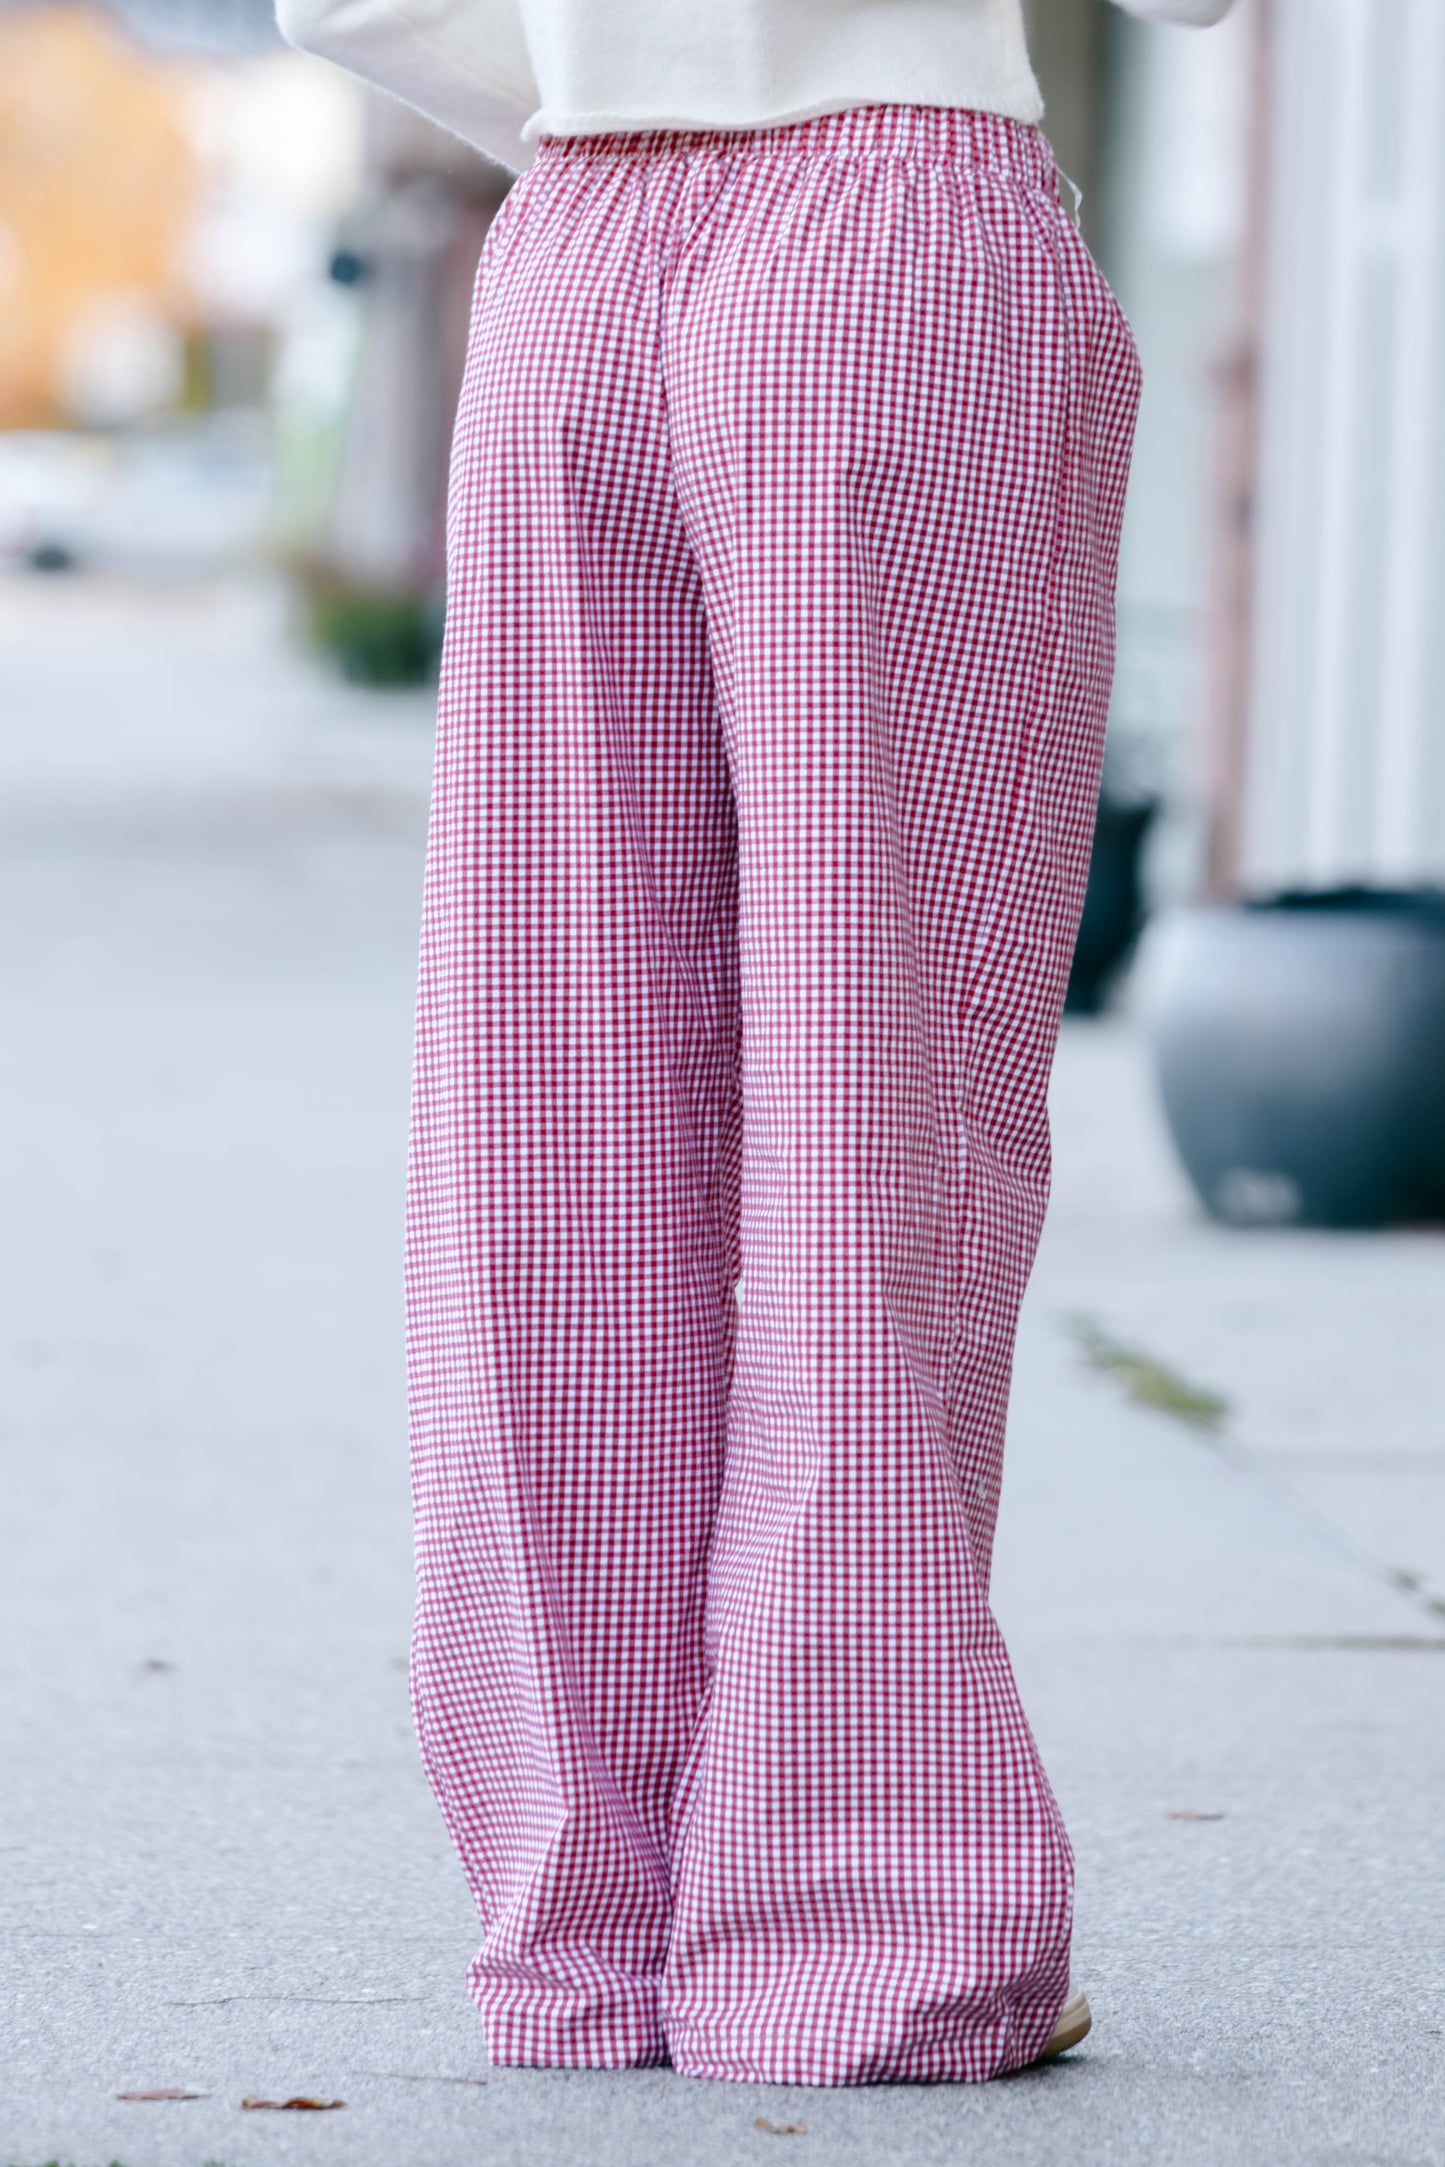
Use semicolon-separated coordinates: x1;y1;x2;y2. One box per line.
754;2117;807;2135
117;2087;207;2101
1165;1810;1226;1821
241;2095;345;2110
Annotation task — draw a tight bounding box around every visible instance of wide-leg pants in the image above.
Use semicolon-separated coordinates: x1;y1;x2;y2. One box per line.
406;102;1140;2087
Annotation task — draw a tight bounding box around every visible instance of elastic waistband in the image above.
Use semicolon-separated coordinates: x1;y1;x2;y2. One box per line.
534;103;1058;195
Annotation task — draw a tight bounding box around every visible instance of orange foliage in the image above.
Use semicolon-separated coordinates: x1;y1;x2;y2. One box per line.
0;4;198;425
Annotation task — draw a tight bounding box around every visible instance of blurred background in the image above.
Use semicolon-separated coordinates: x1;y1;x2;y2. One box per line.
0;0;1417;872
3;9;1439;871
3;3;1444;2157
6;0;1442;1224
0;0;504;671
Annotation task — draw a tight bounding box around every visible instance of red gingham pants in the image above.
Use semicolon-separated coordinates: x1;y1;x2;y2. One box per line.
407;102;1140;2087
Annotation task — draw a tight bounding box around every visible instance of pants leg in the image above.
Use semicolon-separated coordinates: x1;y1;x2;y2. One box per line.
654;108;1141;2084
408;104;1140;2086
407;148;743;2067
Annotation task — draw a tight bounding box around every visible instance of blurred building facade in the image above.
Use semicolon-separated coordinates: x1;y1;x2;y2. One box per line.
5;0;1441;884
1245;0;1445;893
1029;0;1256;908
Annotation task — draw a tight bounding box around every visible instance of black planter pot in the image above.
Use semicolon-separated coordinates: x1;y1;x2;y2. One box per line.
1142;888;1445;1228
1065;795;1158;1014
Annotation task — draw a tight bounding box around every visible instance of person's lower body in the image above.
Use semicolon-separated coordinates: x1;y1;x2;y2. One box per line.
406;101;1140;2087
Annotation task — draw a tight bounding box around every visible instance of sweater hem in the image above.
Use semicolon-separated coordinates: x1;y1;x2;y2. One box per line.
521;85;1047;147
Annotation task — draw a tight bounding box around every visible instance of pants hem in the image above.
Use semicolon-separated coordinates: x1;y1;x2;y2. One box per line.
664;2015;1050;2088
481;1998;667;2070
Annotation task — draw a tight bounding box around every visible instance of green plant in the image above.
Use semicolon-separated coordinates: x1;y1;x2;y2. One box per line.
303;582;444;687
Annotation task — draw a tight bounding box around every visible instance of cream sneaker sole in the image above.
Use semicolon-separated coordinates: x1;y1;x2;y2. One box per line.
1032;1988;1092;2064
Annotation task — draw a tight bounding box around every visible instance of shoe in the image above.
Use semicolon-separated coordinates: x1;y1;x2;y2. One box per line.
1029;1988;1092;2065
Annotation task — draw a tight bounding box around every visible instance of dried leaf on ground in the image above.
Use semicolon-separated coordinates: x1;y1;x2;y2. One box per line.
117;2087;207;2100
754;2117;808;2135
240;2095;346;2110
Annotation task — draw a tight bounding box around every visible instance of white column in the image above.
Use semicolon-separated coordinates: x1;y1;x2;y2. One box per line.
1243;0;1445;889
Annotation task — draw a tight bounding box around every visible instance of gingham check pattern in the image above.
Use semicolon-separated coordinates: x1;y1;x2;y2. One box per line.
406;101;1139;2087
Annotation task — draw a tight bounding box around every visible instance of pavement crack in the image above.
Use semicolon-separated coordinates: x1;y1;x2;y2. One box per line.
1060;1309;1445;1630
1067;1313;1229;1433
349;2069;489;2086
163;1994;421;2007
1223;1633;1445;1653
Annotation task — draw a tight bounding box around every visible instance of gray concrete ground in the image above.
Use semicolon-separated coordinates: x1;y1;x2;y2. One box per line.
2;573;1443;2167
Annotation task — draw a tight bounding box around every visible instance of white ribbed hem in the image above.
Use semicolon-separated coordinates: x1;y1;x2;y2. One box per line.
520;84;1046;147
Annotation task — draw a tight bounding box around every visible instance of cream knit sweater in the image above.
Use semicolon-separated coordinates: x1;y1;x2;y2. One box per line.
276;0;1236;174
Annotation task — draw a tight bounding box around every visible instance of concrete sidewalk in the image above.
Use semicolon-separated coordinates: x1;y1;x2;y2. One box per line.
2;575;1442;2167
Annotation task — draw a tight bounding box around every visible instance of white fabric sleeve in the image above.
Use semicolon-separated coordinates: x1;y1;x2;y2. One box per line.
1108;0;1237;22
274;0;540;172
